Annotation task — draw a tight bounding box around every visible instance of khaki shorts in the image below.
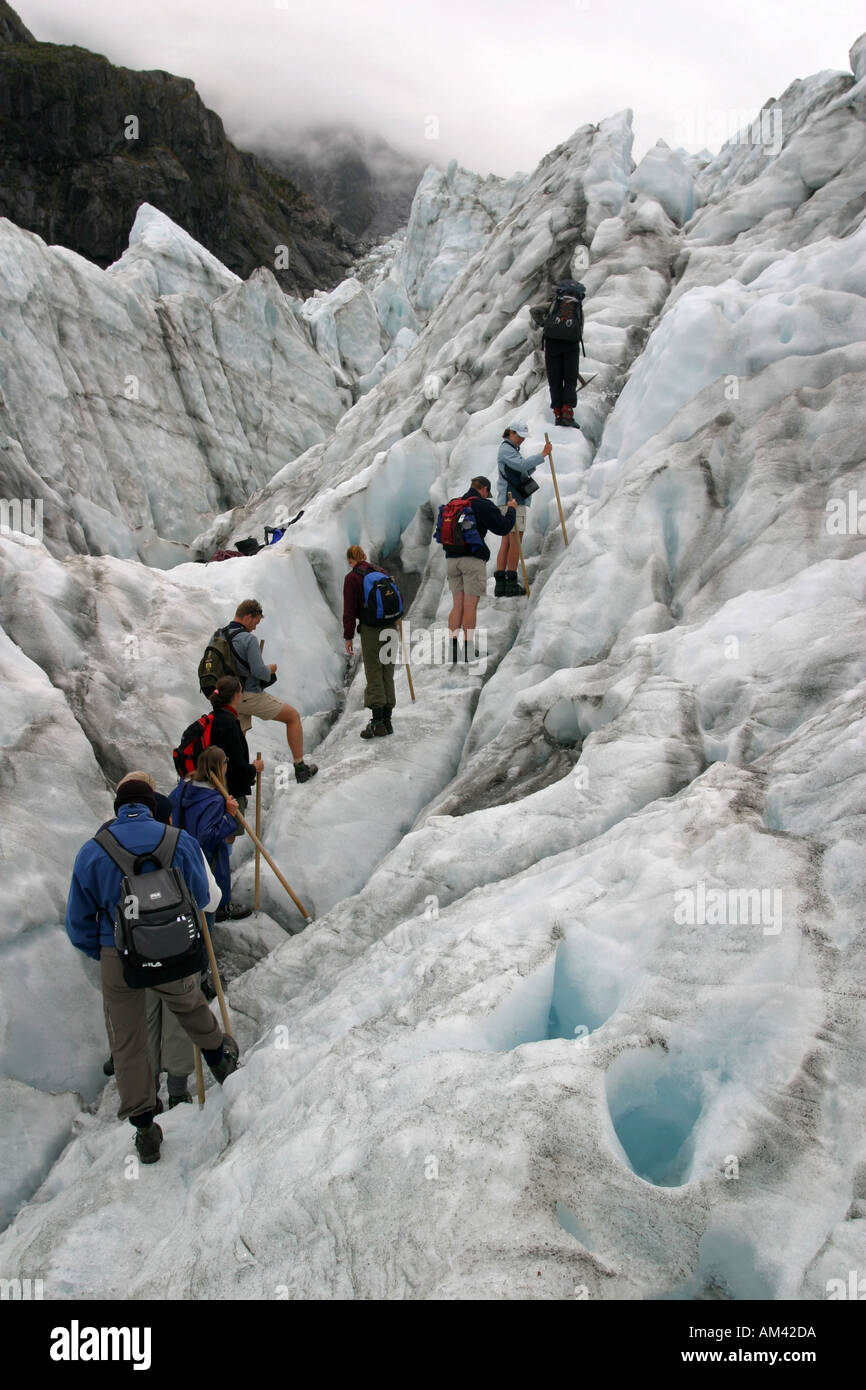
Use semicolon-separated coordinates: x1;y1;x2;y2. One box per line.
501;503;527;531
237;690;284;734
446;555;487;598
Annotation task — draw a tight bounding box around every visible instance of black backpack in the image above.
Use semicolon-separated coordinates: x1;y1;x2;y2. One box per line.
198;625;249;697
543;282;586;347
94;826;204;988
360;569;404;626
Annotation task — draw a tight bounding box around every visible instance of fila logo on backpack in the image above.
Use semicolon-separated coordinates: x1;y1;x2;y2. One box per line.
93;826;204;988
360;570;404;626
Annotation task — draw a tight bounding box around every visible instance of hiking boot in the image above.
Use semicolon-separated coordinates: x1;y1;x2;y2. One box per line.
504;571;525;597
134;1122;163;1165
208;1034;240;1085
451;636;460;665
560;405;579;429
553;407;563;426
361;707;388;738
381;706;394;735
215;901;252;922
493;569;507;597
168;1093;193;1109
103;1055;115;1077
294;760;318;783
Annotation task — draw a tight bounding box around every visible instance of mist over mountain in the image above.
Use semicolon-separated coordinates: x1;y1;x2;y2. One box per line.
0;3;355;296
255;125;430;243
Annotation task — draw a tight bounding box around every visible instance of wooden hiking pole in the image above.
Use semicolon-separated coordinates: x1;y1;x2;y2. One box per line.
545;432;569;547
194;1047;205;1107
398;619;416;701
199;910;232;1036
253;749;262;912
516;531;531;598
208;770;311;921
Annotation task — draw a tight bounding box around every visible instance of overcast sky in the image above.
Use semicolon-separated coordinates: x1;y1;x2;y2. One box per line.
17;0;866;175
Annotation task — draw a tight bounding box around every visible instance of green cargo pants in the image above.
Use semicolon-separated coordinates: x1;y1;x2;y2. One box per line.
360;623;396;710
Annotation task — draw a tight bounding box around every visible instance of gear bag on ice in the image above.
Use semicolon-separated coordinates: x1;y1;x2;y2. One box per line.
198;626;249;697
360;569;404;626
543;281;586;345
435;497;484;551
172;714;215;778
93;826;204;988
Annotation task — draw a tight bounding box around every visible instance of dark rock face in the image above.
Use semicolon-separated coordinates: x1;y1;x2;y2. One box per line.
0;2;35;44
0;19;356;295
259;126;428;243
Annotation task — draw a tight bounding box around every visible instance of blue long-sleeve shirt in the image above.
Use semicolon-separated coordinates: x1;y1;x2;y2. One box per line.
65;803;211;959
496;439;545;507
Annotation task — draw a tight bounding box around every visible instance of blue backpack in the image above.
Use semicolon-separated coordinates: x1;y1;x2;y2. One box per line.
360;569;403;626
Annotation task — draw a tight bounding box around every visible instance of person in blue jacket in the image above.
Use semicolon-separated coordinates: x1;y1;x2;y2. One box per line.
168;746;250;922
66;775;239;1165
494;420;551;596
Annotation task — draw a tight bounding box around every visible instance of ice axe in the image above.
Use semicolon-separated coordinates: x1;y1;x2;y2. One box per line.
209;769;311;922
398;619;416;701
508;493;530;597
198;909;232;1037
254;748;262;912
544;433;569;547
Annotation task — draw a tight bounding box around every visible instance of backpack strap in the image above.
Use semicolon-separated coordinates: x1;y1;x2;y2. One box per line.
93;825;177;877
175;781;189;830
93;827;138;877
223;624;252;677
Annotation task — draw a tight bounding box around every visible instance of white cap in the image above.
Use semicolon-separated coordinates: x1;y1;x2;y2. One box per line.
507;419;529;437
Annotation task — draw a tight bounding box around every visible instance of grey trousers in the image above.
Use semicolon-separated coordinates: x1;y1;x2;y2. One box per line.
146;989;195;1090
101;947;222;1121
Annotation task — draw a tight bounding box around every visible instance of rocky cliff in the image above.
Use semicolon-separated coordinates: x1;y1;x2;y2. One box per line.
0;4;355;295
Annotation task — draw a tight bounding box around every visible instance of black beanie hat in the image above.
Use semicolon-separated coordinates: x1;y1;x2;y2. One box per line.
114;779;157;816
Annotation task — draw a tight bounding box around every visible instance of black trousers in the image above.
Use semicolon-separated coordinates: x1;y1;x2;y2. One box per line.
544;339;580;409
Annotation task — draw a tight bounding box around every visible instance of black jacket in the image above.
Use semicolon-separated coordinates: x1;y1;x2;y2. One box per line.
442;487;515;562
210;707;256;798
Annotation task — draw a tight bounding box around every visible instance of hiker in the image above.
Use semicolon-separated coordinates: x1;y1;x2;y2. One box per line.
101;772;223;1080
529;280;586;428
436;477;517;661
207;599;317;784
342;545;402;739
169;746;250;923
208;675;264;830
495;423;552;596
66;775;239;1164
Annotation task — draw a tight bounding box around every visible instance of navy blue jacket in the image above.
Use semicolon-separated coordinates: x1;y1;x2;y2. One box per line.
442;487;515;562
65;803;211;959
168;781;237;907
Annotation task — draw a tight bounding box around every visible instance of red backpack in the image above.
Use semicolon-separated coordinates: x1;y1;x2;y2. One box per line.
435;496;483;549
172;714;214;778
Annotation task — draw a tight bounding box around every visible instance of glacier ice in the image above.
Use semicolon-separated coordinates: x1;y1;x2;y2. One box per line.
0;37;865;1301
